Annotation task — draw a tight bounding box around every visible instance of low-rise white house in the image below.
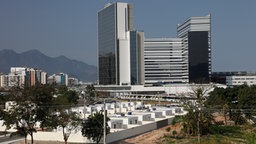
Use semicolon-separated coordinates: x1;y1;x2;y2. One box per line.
136;113;152;122
226;75;256;86
108;119;123;129
110;115;139;129
1;100;185;144
130;113;153;125
160;109;173;116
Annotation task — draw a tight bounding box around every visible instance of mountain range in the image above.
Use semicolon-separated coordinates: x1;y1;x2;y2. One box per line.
0;49;97;82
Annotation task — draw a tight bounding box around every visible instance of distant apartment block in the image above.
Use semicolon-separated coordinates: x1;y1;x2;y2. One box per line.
48;73;69;86
68;77;79;86
0;73;25;87
0;67;47;88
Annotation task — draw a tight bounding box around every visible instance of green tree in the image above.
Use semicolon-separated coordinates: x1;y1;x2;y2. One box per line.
3;94;37;144
86;84;96;104
50;110;80;144
29;84;55;129
206;84;253;125
182;108;198;135
206;86;240;124
55;85;79;105
1;84;80;144
48;86;80;144
182;85;213;142
1;84;56;144
238;85;256;120
81;112;110;144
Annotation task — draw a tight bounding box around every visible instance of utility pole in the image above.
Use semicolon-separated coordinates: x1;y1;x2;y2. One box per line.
158;92;160;106
197;89;202;144
81;91;86;120
197;108;200;143
103;99;106;144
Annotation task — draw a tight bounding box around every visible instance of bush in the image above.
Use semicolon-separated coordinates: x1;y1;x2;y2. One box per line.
172;115;183;125
244;132;256;144
209;125;241;136
166;127;171;132
172;130;177;136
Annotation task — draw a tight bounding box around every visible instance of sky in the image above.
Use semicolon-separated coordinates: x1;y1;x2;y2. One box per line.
0;0;256;72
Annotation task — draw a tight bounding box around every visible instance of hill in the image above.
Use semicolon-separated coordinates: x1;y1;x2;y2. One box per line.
0;49;97;82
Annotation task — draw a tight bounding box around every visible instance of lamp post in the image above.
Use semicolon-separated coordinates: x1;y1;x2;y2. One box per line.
103;99;106;144
81;91;86;119
198;107;200;144
169;74;171;96
82;89;107;144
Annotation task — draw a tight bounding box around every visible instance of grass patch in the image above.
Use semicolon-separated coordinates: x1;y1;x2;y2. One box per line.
162;125;256;144
209;125;241;137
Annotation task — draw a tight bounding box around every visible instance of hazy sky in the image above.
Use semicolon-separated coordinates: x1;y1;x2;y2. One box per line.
0;0;256;72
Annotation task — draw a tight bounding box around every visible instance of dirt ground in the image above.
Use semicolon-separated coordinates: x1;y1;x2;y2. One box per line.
116;113;227;144
115;123;182;144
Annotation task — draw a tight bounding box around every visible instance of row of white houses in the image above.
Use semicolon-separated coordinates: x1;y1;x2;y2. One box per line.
1;101;185;143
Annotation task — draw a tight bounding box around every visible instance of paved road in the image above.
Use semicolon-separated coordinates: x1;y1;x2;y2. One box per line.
0;135;23;144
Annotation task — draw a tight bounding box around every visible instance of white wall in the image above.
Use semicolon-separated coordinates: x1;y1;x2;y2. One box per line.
27;131;93;143
116;3;128;39
1;116;175;143
119;36;130;85
106;117;174;143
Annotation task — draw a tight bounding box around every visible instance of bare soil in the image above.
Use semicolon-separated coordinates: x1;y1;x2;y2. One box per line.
115;123;182;144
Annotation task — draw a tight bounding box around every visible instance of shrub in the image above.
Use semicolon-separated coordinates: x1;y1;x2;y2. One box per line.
172;130;177;136
209;125;240;136
172;115;183;125
166;127;171;132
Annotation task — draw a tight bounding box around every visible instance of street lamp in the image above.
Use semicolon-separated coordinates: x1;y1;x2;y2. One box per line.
81;91;86;119
103;99;106;144
158;92;160;106
82;90;107;144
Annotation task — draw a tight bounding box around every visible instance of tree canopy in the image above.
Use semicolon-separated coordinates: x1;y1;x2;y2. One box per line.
81;112;110;144
0;84;80;144
206;84;256;124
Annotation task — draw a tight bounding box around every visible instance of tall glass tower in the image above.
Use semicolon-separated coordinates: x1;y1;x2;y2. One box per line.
177;15;211;83
98;2;144;85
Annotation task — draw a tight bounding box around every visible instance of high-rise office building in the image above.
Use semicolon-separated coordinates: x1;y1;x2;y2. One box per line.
98;2;144;85
130;31;145;85
98;2;211;85
144;38;187;85
177;15;211;83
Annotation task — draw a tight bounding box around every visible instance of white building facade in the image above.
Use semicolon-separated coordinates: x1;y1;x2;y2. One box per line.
226;75;256;86
144;38;187;85
177;15;211;83
98;2;144;86
0;67;47;88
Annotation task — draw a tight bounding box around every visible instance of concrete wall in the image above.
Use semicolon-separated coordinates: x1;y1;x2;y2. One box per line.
27;131;93;143
106;117;174;143
2;116;174;143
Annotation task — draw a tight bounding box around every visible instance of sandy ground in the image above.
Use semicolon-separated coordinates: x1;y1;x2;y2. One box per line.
116;113;227;144
115;124;182;144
